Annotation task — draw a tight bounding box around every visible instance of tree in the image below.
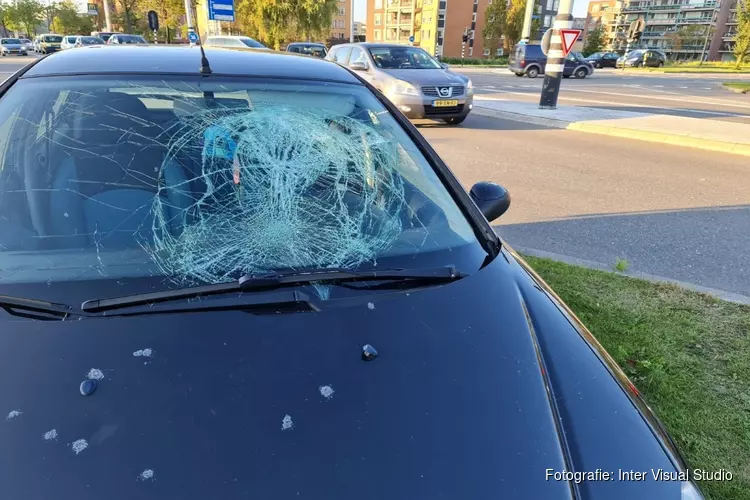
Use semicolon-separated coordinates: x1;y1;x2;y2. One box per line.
11;0;44;37
136;0;187;42
482;0;506;56
117;0;141;33
735;0;750;68
664;24;707;57
50;1;93;34
235;0;338;49
504;0;525;50
583;25;606;56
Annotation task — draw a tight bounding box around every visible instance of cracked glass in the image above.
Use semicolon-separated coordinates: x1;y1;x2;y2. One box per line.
0;75;481;292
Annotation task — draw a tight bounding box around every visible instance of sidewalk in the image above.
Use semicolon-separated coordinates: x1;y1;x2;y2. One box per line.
473;96;750;157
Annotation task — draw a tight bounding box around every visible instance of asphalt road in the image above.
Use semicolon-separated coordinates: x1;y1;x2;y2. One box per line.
417;113;750;298
457;68;750;124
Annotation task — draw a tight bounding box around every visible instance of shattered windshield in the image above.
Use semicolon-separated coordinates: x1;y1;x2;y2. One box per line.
0;75;480;291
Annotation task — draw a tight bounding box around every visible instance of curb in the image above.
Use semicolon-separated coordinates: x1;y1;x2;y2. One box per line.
723;86;749;94
510;244;750;306
473;107;750;157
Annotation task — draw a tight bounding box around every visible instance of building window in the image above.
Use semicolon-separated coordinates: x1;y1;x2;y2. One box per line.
375;29;381;39
338;7;346;15
553;0;559;9
544;14;553;26
339;33;345;39
375;0;383;8
496;47;503;56
488;0;492;4
483;48;490;55
426;29;431;38
375;14;382;25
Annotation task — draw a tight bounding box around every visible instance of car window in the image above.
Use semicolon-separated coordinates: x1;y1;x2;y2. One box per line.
334;47;351;63
43;35;63;43
0;75;481;293
368;46;441;69
288;45;300;53
326;46;338;60
239;38;264;48
349;47;366;65
66;36;76;43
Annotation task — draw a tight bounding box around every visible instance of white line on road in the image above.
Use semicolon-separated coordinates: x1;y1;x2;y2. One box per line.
478;90;743;116
562;87;750;109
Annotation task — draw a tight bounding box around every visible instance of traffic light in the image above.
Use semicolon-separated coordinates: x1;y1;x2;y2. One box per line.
632;30;642;42
462;34;468;43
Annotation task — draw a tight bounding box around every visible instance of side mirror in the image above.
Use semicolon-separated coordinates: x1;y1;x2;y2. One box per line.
469;182;510;222
440;62;450;69
349;60;368;71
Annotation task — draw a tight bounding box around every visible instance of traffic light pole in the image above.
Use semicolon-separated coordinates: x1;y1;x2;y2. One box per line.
539;0;574;109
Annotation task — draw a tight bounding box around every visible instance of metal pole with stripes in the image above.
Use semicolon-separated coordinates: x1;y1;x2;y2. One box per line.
539;0;574;109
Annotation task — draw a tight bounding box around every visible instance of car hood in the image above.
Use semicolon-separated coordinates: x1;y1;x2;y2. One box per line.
0;250;681;499
381;68;468;86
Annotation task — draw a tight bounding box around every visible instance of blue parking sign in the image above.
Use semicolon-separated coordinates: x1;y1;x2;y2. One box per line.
188;32;199;43
208;0;235;21
408;35;415;43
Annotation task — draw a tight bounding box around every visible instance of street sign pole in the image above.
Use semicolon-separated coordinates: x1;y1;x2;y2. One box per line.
460;26;468;66
538;0;575;110
184;0;197;44
520;0;536;43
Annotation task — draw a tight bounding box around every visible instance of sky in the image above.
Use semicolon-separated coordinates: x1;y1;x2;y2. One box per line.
351;0;590;23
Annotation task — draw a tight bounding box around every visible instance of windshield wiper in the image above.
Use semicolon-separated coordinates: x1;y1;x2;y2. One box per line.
81;266;464;314
0;294;76;321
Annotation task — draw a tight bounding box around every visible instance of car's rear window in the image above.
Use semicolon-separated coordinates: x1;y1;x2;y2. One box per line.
0;76;480;290
240;38;264;48
2;39;21;44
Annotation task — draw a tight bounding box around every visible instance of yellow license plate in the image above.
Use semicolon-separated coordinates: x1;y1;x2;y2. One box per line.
433;99;458;107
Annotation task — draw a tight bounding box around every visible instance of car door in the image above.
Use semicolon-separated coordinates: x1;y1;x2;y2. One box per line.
604;53;617;67
333;46;352;66
563;52;577;76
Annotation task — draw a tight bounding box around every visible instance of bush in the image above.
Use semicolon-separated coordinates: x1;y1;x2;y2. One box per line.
440;56;508;66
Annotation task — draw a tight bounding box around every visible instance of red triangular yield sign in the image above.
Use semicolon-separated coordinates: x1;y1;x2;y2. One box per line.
560;29;581;56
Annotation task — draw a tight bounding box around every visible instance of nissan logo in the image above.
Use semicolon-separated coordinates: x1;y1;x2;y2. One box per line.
438;87;451;97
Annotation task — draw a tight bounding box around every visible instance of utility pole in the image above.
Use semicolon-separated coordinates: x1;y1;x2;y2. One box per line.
538;0;574;109
461;26;468;65
521;0;536;43
184;0;196;42
350;0;354;42
103;0;112;32
699;12;715;64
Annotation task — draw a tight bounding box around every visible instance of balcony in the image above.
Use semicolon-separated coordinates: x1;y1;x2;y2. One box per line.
642;30;666;37
646;18;676;24
678;17;712;23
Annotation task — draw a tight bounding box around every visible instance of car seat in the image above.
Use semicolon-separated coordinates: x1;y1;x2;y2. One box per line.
48;91;191;249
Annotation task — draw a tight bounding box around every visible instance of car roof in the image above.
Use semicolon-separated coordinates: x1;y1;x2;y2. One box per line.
288;42;325;46
21;45;361;84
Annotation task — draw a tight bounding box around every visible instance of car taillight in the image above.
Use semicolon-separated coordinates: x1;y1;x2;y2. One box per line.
520;59;526;67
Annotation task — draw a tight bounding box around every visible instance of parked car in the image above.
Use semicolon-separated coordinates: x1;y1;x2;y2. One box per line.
20;38;33;52
37;34;63;53
107;34;148;45
508;44;594;78
585;51;619;68
326;42;473;125
75;35;106;47
616;49;667;68
0;38;28;56
91;31;119;43
61;35;78;50
204;35;268;50
0;44;704;500
286;42;327;58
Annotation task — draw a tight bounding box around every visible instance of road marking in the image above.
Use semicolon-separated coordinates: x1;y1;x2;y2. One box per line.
679;86;688;89
478;90;744;117
562;87;750;109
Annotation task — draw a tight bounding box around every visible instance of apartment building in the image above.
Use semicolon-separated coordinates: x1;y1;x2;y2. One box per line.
353;21;367;39
367;0;558;58
331;0;353;40
583;0;619;48
583;0;738;61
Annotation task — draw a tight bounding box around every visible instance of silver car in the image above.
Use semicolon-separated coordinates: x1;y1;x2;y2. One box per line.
326;43;473;125
0;38;27;56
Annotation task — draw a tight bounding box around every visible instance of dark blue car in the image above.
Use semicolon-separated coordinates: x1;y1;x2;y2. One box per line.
0;46;699;500
509;43;594;79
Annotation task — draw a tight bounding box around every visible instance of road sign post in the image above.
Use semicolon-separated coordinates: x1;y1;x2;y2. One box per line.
460;27;468;66
148;10;159;44
208;0;235;22
622;18;645;71
539;0;579;111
